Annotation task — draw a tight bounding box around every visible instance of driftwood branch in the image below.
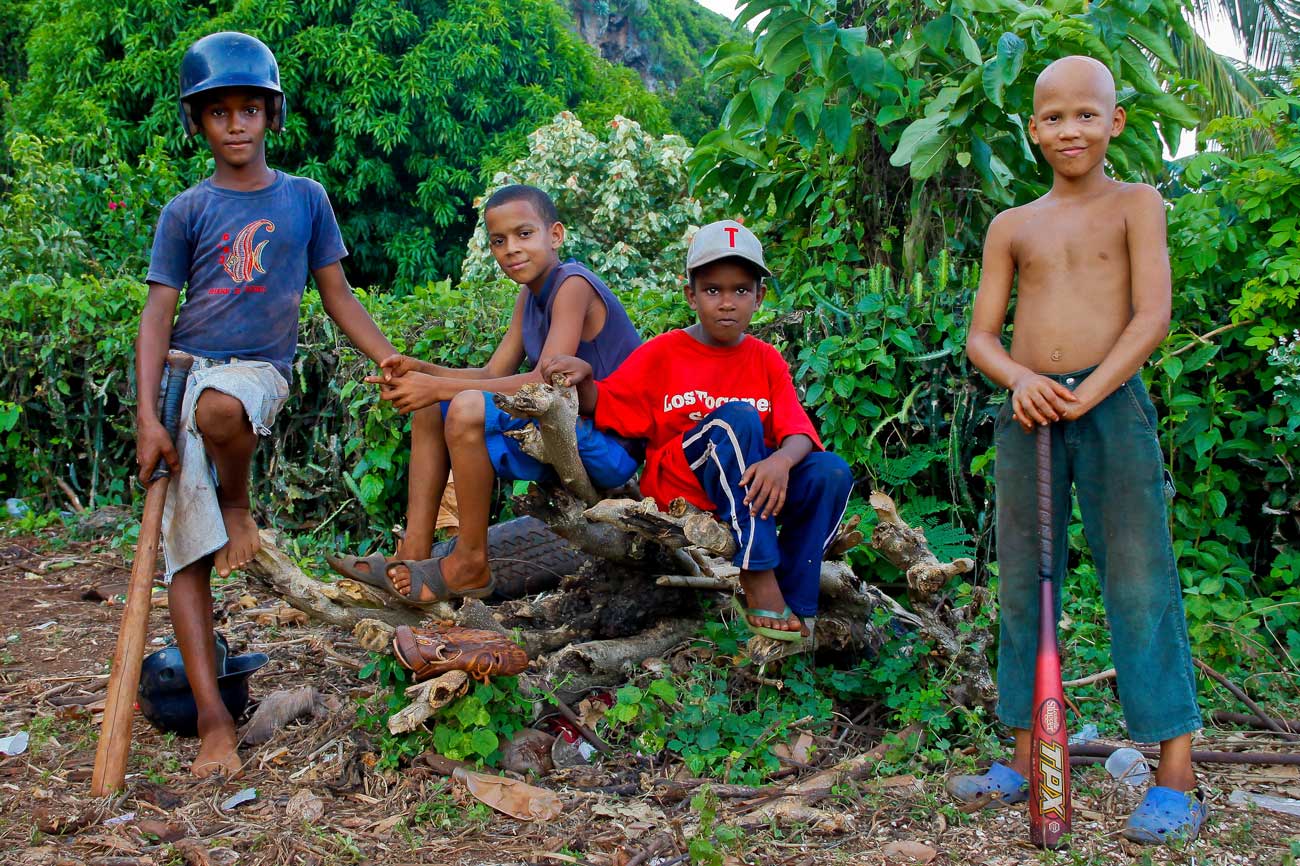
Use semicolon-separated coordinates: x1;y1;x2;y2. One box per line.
494;378;599;504
869;491;973;598
244;532;436;630
867;492;994;710
584;497;736;557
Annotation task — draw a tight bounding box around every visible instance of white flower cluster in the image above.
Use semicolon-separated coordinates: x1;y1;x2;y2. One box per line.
458;112;726;319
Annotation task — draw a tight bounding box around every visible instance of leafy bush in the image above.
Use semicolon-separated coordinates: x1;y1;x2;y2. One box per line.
7;0;670;285
462;111;724;335
692;0;1199;270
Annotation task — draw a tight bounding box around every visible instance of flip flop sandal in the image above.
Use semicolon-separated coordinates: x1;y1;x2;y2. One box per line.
392;625;530;683
730;595;803;642
382;556;496;609
1122;786;1208;844
944;762;1029;807
324;552;392;589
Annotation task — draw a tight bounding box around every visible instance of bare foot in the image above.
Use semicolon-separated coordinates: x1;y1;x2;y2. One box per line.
215;505;260;577
388;548;490;603
737;570;802;633
192;723;241;779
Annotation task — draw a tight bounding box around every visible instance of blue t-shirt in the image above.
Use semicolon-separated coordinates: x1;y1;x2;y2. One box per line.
521;259;641;380
146;171;348;381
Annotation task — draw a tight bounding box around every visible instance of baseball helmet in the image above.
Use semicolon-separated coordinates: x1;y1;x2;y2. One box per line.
178;31;285;137
137;633;269;736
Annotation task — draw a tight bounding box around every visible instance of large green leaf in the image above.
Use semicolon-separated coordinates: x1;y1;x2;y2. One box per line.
803;21;839;78
954;18;983;65
822;99;854;154
890;113;946;166
750;74;787;126
847;46;887;96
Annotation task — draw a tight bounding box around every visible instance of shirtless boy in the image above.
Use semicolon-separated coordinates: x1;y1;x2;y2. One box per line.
951;56;1205;843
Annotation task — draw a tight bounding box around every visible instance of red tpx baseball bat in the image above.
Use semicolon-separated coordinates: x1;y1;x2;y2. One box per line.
1029;423;1071;849
91;350;194;796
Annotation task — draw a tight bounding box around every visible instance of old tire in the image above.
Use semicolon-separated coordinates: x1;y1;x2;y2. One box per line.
430;516;591;600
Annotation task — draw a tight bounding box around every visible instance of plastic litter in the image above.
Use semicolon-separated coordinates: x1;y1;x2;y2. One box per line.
1104;747;1152;785
102;812;136;826
5;498;29;518
220;788;258;811
0;731;29;756
1068;723;1099;745
1229;790;1300;817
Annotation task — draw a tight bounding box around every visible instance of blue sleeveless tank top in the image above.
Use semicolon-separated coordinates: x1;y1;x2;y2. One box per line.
521;259;641;379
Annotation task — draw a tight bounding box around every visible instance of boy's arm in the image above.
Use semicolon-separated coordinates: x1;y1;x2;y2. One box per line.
315;263;398;363
135;283;181;482
966;212;1076;430
371;277;594;412
1063;185;1171;418
382;291;530;381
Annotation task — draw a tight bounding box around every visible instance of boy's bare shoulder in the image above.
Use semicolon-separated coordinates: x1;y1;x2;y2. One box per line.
984;202;1037;241
1111;180;1165;213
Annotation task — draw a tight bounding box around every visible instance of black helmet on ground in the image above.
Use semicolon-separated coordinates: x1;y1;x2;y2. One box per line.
137;633;269;736
178;31;285;137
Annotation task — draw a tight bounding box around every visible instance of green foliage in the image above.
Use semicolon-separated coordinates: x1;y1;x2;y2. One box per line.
464;111;724;332
8;0;669;286
604;616;946;785
692;0;1201;269
357;652;533;768
1159;87;1300;666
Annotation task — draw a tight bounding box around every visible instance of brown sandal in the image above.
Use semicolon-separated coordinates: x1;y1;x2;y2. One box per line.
392;625;529;683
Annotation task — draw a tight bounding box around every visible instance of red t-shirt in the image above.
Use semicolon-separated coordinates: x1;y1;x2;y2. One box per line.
593;329;823;510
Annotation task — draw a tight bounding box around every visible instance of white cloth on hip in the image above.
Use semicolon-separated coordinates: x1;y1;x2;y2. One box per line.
161;357;288;581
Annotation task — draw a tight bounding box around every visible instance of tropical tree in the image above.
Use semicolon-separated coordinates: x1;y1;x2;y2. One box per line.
5;0;669;287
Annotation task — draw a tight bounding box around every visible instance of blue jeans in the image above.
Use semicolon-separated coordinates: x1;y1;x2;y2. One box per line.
994;369;1201;742
681;402;853;618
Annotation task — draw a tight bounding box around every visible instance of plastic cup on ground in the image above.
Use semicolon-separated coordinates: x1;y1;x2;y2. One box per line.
1104;747;1151;785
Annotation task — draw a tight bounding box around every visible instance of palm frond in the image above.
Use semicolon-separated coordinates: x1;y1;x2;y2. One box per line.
1188;0;1300;67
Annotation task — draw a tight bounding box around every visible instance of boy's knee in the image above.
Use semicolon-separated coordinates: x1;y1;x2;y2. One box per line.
445;391;486;438
194;391;249;442
411;404;443;435
805;452;852;496
707;401;764;437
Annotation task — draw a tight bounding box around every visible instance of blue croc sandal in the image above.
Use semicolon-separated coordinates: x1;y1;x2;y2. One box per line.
1122;786;1208;844
945;762;1028;807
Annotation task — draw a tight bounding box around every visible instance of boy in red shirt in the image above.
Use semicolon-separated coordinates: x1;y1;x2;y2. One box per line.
543;221;852;642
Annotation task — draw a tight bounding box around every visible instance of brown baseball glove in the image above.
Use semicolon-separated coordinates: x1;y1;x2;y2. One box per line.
392;625;530;683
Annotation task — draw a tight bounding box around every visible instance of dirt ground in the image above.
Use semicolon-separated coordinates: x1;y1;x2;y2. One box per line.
0;527;1297;866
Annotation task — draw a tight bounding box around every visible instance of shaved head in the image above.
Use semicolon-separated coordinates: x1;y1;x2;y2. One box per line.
1034;56;1116;112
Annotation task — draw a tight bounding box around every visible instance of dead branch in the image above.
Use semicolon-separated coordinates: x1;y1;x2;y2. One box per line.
584;497;736;557
869;491;973;599
529;617;701;702
244;532;439;630
826;513;865;558
1195;658;1300;742
1070;741;1300;766
867;492;994;710
1211;710;1300;734
494;378;599;504
1063;668;1117;688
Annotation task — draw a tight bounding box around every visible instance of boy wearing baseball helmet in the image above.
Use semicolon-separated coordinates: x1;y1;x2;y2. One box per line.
135;31;397;777
543;221;852;649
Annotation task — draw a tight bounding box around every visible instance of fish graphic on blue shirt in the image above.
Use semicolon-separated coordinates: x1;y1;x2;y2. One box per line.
223;219;275;283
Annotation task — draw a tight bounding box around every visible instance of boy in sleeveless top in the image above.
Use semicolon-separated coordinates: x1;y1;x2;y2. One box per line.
329;185;640;604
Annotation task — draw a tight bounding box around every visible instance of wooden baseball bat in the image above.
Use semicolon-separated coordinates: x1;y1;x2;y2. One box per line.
91;350;194;796
1029;423;1071;848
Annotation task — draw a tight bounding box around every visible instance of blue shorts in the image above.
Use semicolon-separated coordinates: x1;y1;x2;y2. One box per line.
441;392;639;490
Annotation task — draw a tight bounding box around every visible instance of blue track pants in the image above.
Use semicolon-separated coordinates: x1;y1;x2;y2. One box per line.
681;402;853;617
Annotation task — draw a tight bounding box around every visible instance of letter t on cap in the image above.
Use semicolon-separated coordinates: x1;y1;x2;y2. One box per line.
724;226;738;247
685;219;773;278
